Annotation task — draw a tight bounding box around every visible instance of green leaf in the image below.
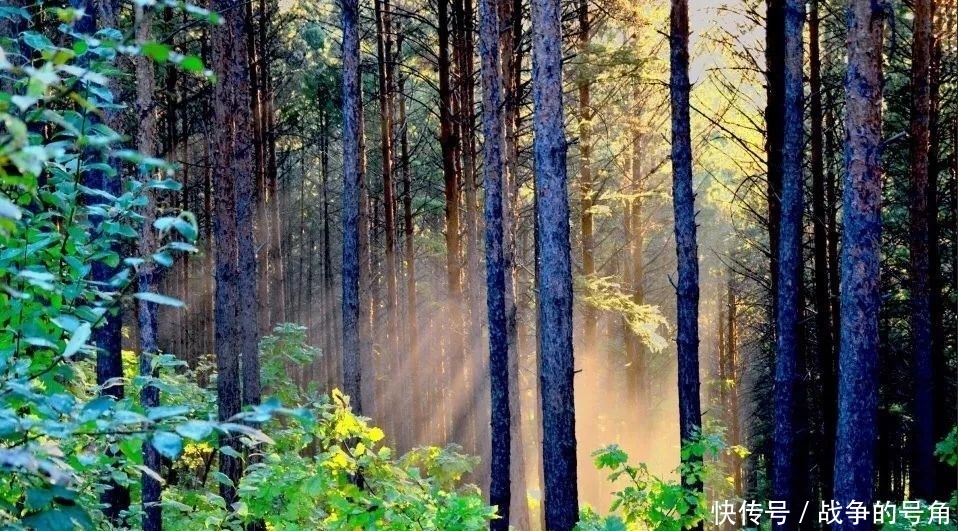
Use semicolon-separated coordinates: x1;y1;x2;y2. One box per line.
179;55;204;72
21;506;93;531
151;431;183;460
0;196;22;220
63;323;91;358
22;31;54;52
141;42;170;63
134;292;185;308
146;405;190;421
175;420;213;441
152;251;173;268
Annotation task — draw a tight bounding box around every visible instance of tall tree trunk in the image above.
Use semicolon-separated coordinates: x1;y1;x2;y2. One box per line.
833;2;884;528
479;0;510;524
670;2;702;530
73;0;130;520
765;0;785;329
772;0;804;527
808;0;835;503
577;0;595;348
907;0;936;502
341;0;365;413
531;0;578;526
211;0;256;504
135;7;162;531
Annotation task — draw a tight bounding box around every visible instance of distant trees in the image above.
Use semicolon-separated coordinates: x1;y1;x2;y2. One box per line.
531;0;579;527
833;1;885;528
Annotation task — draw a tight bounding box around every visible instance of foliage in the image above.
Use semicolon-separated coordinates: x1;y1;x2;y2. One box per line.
0;3;244;528
577;432;737;531
162;391;495;531
577;275;669;353
259;323;321;404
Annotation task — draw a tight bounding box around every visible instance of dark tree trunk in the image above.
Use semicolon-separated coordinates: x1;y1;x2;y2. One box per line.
73;0;130;520
669;2;702;530
772;0;804;527
808;0;835;503
765;0;784;329
210;0;256;503
340;0;365;413
531;0;578;526
907;0;935;502
832;2;884;528
135;7;162;531
479;0;510;525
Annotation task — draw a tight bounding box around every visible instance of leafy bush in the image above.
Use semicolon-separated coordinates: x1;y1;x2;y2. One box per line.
161;391;495;531
577;432;738;531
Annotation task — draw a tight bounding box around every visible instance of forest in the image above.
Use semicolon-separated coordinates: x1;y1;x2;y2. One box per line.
0;0;956;529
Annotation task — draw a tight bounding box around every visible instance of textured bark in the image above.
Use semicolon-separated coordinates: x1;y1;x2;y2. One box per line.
531;0;578;526
808;0;835;502
239;16;261;411
210;0;255;503
340;0;364;413
772;0;804;527
479;0;510;525
134;7;162;531
669;3;702;530
907;0;935;502
832;2;884;528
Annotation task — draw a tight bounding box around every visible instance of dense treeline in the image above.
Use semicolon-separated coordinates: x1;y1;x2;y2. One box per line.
0;0;956;530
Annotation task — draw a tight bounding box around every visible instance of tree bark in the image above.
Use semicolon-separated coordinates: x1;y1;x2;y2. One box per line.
808;0;835;503
134;7;162;531
340;0;365;413
832;2;884;528
479;0;510;524
670;3;702;530
74;0;130;520
531;0;578;525
211;0;257;504
772;0;804;527
907;0;936;502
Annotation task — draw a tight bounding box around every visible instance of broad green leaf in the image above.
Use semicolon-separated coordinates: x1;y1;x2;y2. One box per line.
179;55;204;72
175;420;213;441
63;323;91;359
151;431;183;460
141;42;170;63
